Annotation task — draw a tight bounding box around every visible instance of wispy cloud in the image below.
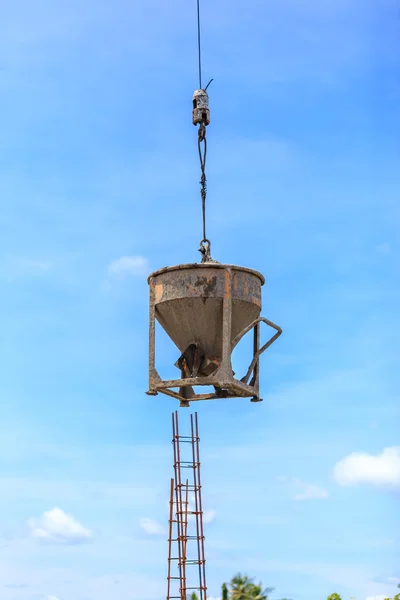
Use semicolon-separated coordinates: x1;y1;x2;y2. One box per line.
0;255;53;280
294;483;329;502
107;255;149;278
139;518;165;536
376;242;391;255
203;508;217;524
278;476;329;501
333;446;400;488
373;570;400;585
18;258;52;271
27;507;93;545
4;584;30;589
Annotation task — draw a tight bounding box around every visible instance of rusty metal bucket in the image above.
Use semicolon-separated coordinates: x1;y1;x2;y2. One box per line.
147;263;281;406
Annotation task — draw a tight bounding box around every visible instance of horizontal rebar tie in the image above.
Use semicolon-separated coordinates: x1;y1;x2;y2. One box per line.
169;535;204;542
186;587;206;590
176;510;200;515
168;559;204;566
177;483;198;487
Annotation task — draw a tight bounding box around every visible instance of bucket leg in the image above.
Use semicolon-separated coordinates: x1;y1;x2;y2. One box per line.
147;280;158;396
250;321;262;402
220;268;233;384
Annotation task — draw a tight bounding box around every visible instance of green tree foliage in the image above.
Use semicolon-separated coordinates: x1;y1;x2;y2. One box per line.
327;595;342;600
224;573;274;600
381;590;400;600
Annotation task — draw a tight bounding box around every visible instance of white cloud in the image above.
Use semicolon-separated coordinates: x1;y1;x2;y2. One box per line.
28;507;93;545
139;518;165;536
366;596;387;600
107;255;149;278
278;476;328;501
333;446;400;488
46;596;62;600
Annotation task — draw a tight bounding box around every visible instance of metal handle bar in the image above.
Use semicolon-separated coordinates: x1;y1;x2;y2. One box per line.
231;316;282;385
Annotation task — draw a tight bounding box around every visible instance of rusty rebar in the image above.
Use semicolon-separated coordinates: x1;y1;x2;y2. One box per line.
167;411;208;600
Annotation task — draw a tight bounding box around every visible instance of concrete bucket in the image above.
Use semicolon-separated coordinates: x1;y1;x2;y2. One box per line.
147;262;281;406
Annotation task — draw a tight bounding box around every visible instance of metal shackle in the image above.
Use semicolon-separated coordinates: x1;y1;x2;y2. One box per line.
192;89;210;126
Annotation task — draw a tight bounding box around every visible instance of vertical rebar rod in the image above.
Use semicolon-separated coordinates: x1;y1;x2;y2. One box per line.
175;413;186;600
167;478;174;600
172;413;184;597
191;413;204;600
182;479;189;594
195;413;207;598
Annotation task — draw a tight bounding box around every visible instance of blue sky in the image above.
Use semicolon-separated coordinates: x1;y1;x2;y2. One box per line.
0;0;399;599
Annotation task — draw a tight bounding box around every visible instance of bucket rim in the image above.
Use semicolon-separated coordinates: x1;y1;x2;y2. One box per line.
147;262;265;285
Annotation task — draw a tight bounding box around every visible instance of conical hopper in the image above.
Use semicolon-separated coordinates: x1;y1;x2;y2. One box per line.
148;263;264;363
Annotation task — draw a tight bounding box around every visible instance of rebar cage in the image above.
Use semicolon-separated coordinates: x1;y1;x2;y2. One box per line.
167;412;207;600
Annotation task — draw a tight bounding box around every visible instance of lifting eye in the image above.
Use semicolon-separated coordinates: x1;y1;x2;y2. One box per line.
193;99;197;109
